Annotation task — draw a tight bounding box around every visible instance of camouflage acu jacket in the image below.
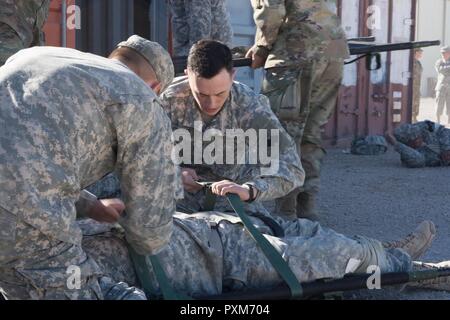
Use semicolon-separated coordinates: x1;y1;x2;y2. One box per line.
0;47;178;255
394;121;450;167
0;0;51;46
160;77;305;202
251;0;349;68
435;58;450;91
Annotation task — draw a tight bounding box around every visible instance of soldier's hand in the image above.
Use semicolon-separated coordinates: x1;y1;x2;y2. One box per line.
210;180;251;202
440;150;450;163
87;198;125;223
245;46;267;69
384;132;398;145
181;168;203;193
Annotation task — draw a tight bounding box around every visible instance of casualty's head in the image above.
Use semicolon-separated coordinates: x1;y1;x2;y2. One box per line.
186;40;236;117
414;48;423;60
394;123;424;149
110;35;174;95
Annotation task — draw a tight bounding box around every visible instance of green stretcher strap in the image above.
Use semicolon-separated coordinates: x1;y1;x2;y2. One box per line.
147;255;192;300
202;185;217;211
127;244;158;297
226;193;304;299
127;243;191;300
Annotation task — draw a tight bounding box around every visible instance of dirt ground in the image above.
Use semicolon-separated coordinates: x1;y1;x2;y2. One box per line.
417;97;450;128
317;144;450;299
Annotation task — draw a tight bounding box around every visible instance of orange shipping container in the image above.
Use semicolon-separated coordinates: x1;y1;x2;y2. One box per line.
43;0;76;48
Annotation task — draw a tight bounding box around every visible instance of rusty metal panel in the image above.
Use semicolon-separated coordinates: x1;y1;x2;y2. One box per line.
324;0;361;147
366;0;391;136
44;0;76;48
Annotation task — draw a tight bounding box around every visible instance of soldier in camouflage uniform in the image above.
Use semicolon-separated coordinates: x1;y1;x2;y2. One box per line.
0;0;51;66
412;48;423;123
246;0;349;221
0;35;180;300
385;120;450;168
160;40;305;220
169;0;233;57
79;212;439;298
435;46;450;125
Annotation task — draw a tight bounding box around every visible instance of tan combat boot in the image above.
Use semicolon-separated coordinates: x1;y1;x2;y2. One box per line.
407;261;450;291
382;221;436;260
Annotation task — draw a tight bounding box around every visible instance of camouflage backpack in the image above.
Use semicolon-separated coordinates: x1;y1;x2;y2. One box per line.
350;135;388;155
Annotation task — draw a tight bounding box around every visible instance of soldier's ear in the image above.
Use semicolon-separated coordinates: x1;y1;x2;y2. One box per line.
184;69;188;75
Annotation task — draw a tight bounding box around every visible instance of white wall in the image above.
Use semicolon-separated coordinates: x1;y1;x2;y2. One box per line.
341;0;359;87
226;0;263;91
416;0;450;96
390;0;412;86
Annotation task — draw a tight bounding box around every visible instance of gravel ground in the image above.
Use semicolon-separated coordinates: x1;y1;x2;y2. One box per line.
317;147;450;299
310;96;450;299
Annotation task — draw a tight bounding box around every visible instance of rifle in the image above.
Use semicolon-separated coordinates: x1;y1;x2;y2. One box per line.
172;40;441;73
347;40;441;70
197;268;450;300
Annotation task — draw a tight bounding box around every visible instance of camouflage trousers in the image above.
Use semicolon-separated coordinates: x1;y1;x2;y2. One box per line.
394;143;449;168
81;213;411;298
0;22;24;66
412;87;421;123
169;0;233;57
436;88;450;123
0;207;144;300
262;59;344;220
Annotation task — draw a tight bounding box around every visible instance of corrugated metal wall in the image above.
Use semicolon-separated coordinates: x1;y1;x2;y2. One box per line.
75;0;135;57
227;1;263;91
74;0;169;57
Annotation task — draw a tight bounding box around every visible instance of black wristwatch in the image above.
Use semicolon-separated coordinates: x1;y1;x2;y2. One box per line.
244;184;257;203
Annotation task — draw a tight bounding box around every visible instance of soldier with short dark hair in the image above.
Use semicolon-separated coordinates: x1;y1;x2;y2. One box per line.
160;40;305;219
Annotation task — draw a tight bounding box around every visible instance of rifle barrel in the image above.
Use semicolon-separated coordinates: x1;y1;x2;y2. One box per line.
349;40;441;55
173;40;441;73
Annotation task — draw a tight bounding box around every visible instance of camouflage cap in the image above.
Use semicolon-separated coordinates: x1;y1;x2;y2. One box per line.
394;123;422;144
440;46;450;53
117;35;174;92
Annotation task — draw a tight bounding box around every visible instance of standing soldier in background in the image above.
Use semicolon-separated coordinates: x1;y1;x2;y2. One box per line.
435;46;450;125
0;0;51;65
169;0;233;57
412;48;424;123
246;0;349;221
